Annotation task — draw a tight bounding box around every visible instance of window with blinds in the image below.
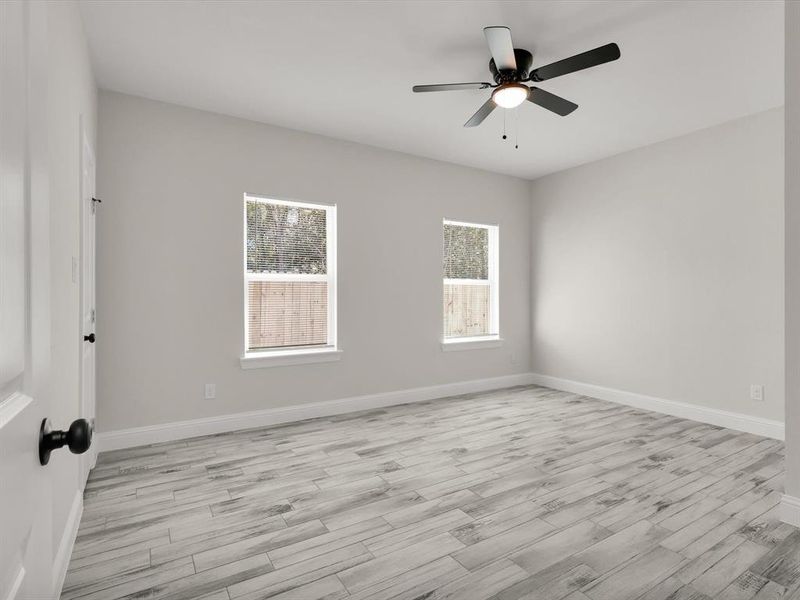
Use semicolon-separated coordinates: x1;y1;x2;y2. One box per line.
442;220;499;340
244;195;336;354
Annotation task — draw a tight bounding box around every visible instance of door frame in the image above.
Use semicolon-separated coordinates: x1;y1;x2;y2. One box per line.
78;118;97;484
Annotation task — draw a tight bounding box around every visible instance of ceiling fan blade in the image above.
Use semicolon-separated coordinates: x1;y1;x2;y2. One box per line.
529;43;620;82
412;82;492;93
484;26;517;71
464;98;496;128
527;87;578;116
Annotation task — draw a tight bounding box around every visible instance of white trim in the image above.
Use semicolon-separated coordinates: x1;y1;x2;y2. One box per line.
780;494;800;527
246;273;327;282
442;219;500;339
245;193;335;211
443;219;497;229
529;373;785;440
52;490;82;598
94;373;785;453
241;347;342;369
441;336;504;351
95;373;536;451
0;392;31;429
488;224;499;336
78;118;98;485
242;195;248;356
443;278;490;286
326;204;337;349
243;194;337;356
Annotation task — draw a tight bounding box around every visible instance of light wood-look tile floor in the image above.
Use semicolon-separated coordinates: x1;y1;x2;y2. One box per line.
63;385;797;600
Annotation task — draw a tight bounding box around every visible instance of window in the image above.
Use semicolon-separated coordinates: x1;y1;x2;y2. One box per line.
442;220;500;347
243;194;337;364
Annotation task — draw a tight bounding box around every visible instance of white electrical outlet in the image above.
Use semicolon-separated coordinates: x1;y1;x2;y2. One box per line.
205;383;216;400
510;353;518;365
750;384;764;402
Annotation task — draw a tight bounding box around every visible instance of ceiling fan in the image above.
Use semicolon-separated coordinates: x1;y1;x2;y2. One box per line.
412;27;620;127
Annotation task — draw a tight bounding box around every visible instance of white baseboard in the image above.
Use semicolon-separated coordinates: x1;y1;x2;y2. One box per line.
781;494;800;527
96;373;536;451
52;490;82;597
529;373;784;440
96;371;785;452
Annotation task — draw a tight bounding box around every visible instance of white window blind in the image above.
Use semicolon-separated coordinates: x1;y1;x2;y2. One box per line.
443;220;499;339
244;195;336;354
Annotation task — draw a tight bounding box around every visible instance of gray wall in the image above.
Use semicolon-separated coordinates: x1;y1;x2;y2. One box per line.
529;108;784;422
96;92;531;432
785;2;800;499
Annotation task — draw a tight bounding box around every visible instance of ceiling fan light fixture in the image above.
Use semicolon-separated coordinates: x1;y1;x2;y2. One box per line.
491;83;529;108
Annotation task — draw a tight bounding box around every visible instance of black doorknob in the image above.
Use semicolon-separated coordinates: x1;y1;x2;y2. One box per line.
84;333;95;343
39;418;93;466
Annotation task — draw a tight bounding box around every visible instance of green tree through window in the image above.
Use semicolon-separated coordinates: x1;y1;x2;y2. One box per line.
247;201;327;274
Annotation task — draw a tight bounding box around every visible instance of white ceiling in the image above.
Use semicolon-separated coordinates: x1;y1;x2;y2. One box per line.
79;0;784;180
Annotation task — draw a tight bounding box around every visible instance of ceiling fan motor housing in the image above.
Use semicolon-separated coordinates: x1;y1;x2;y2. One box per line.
489;49;533;83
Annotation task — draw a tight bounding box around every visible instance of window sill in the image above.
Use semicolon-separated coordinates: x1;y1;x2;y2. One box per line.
441;336;503;351
240;348;342;369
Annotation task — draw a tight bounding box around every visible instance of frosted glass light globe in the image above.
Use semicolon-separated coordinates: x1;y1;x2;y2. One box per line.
492;83;529;108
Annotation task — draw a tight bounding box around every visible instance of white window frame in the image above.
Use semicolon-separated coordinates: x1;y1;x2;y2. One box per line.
441;219;502;350
241;194;339;368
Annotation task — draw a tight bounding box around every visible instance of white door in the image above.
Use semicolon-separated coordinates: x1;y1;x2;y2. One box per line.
80;129;97;482
0;2;55;599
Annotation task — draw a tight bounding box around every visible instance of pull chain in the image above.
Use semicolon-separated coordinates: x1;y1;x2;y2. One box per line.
502;110;507;140
515;108;519;149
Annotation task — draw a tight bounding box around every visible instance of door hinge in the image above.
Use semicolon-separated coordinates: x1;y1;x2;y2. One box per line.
90;308;96;323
